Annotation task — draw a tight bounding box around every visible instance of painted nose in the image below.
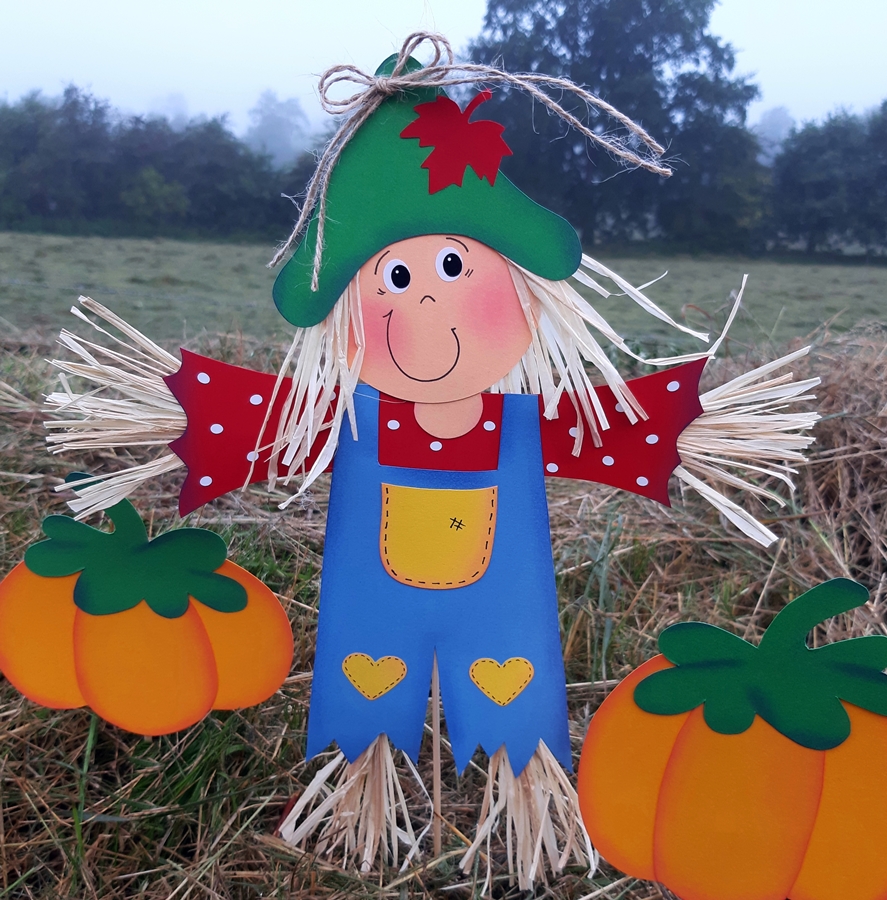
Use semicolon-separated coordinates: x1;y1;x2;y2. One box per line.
420;294;436;304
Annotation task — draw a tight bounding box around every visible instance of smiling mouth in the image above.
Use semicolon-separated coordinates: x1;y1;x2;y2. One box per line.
384;311;461;382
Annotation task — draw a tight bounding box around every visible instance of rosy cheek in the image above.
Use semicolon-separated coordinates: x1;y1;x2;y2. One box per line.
355;297;391;371
460;270;528;345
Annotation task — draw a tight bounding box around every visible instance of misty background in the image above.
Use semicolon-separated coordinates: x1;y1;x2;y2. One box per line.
0;0;885;254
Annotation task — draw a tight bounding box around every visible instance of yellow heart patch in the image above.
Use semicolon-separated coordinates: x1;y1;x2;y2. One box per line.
469;657;534;706
342;653;407;701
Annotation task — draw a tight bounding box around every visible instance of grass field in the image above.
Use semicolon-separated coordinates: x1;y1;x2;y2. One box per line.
2;231;886;348
2;232;887;899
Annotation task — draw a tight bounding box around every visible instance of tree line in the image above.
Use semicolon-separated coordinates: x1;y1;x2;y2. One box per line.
0;0;884;255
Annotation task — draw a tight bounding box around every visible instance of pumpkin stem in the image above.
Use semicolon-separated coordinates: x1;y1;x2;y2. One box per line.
101;498;149;548
758;579;870;654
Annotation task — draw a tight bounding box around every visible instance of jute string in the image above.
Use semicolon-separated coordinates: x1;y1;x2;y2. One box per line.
268;31;673;289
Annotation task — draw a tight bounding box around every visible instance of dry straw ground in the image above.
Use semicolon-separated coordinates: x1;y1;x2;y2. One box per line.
1;316;886;899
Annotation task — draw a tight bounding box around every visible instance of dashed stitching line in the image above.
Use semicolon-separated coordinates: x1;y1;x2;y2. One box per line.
469;658;535;706
342;654;407;700
381;485;497;587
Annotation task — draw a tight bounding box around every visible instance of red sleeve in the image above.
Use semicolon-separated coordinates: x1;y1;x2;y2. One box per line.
164;350;334;515
539;358;706;506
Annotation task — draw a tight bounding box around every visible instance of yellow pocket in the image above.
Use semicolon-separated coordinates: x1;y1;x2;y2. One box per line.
380;484;497;589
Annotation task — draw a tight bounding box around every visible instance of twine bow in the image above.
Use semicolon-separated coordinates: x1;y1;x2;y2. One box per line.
269;31;673;291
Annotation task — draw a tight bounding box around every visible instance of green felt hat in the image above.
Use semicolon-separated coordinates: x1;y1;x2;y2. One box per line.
273;55;582;328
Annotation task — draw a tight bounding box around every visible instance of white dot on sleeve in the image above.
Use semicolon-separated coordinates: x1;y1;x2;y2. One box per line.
645;434;659;444
249;394;263;405
246;451;259;462
199;476;213;487
210;423;224;434
197;372;210;384
483;420;496;431
602;455;615;466
569;426;579;438
387;419;400;430
546;463;559;473
667;381;680;392
636;476;649;487
430;441;443;451
614;402;624;413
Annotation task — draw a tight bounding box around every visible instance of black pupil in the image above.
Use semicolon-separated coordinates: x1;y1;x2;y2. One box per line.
391;265;410;289
442;253;463;278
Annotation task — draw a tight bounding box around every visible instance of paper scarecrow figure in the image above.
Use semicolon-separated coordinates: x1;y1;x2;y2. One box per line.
578;578;887;900
3;33;820;889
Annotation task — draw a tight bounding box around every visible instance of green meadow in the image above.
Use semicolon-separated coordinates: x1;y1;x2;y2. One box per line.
2;231;885;349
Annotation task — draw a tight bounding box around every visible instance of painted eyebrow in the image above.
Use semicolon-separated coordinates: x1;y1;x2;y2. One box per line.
446;237;469;252
373;249;391;275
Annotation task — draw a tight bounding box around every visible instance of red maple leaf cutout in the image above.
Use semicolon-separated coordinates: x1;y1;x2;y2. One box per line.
400;91;513;194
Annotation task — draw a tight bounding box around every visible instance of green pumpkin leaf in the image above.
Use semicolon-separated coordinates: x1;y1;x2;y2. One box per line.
814;635;887;671
659;621;755;665
185;571;248;614
752;682;851;750
25;493;247;619
40;515;94;542
25;537;93;577
73;567;144;616
634;578;887;750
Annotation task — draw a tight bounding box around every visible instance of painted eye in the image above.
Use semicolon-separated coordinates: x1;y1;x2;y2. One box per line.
435;247;463;282
383;259;411;293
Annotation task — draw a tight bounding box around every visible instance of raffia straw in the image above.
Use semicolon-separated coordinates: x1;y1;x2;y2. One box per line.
42;297;186;515
268;31;673;290
676;347;820;546
277;736;426;873
460;742;595;893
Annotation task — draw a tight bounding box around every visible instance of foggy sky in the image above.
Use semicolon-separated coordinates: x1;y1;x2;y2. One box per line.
1;0;884;133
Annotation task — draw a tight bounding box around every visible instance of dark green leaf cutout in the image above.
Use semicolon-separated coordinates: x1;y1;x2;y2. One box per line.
24;495;246;619
634;579;885;750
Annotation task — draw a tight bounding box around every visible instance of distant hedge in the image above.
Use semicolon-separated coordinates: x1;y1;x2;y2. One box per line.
0;87;316;241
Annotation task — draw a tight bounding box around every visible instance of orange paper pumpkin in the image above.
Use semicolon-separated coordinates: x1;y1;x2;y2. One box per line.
578;579;887;900
0;497;293;735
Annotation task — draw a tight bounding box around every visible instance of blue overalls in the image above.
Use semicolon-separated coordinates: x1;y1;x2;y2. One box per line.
306;388;571;775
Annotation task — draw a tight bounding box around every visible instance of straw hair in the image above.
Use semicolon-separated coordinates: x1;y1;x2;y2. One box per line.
266;251;710;503
268;31;673;290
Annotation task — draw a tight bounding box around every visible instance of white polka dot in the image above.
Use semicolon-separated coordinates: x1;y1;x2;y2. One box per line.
387;419;400;430
249;394;263;405
667;380;680;392
246;451;260;462
602;455;615;466
636;476;649;487
614;402;624;413
546;463;559;473
429;441;443;451
210;423;224;434
197;372;210;384
199;476;213;487
569;426;579;438
483;420;496;431
645;434;659;444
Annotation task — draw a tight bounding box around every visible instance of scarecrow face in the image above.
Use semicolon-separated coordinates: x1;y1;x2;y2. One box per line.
354;234;532;403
